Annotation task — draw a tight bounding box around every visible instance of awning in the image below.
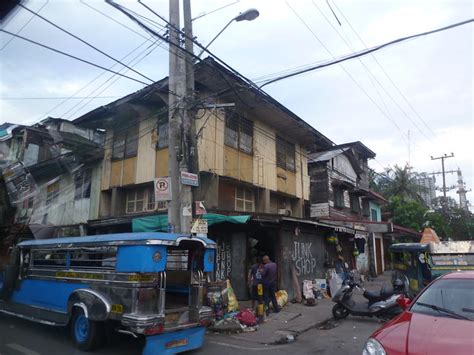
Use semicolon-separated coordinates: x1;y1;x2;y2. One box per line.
132;213;251;232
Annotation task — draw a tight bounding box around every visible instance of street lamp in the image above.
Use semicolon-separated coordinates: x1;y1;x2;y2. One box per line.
197;8;259;58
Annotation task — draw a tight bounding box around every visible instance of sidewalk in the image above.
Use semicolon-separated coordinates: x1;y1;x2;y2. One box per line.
210;272;393;345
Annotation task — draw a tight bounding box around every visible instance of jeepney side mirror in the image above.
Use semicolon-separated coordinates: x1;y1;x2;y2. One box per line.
397;295;411;310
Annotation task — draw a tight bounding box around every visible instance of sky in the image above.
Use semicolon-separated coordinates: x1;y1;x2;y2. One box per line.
1;0;473;208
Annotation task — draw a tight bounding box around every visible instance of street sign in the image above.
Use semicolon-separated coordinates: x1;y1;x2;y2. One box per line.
155;177;171;201
190;219;208;234
180;171;199;186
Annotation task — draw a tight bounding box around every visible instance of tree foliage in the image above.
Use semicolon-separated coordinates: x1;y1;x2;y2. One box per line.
386;196;427;231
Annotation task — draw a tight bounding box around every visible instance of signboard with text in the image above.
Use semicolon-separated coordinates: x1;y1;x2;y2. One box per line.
180;171;199;186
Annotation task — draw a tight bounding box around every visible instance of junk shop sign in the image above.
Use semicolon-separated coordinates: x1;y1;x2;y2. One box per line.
292;241;316;276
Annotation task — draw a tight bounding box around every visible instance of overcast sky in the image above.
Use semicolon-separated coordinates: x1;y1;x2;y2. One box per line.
1;0;472;207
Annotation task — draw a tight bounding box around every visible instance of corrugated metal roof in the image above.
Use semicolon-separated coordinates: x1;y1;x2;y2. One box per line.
308;147;349;162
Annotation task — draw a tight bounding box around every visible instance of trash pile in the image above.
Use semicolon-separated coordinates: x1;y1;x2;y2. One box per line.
206;279;288;333
302;279;328;306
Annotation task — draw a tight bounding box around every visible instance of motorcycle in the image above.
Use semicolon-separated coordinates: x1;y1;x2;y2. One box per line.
331;277;406;320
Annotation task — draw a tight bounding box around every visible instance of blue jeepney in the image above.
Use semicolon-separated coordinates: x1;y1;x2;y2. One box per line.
0;232;216;354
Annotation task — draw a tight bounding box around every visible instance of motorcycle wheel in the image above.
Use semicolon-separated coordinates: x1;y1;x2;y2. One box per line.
332;304;350;319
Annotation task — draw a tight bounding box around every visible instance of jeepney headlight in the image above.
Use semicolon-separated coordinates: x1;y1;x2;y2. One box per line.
363;338;386;355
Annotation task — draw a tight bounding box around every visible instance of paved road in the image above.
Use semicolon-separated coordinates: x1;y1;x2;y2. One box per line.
0;312;382;355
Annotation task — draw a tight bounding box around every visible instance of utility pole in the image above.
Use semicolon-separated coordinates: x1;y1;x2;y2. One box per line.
168;0;195;234
431;153;454;207
168;0;185;233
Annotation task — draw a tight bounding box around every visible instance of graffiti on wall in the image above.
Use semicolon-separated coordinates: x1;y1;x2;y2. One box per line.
216;240;232;280
292;241;316;276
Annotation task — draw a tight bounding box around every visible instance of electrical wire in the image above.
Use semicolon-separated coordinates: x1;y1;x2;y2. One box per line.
64;38;163;120
79;0;153;42
259;18;473;87
331;0;439;138
0;1;49;51
312;0;436;145
18;3;155;84
0;29;151;86
285;1;412;148
2;96;120;100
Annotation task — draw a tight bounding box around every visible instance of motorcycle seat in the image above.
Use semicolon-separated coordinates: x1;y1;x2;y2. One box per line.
364;285;395;303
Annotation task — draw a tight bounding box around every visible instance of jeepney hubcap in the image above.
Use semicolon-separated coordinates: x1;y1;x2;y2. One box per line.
75;315;89;342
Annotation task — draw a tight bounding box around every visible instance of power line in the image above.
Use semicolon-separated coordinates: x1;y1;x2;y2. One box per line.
18;3;155;84
312;0;436;145
64;38;163;120
260;18;473;88
2;96;120;100
285;1;411;147
0;29;151;86
0;1;49;51
79;0;153;42
331;0;438;138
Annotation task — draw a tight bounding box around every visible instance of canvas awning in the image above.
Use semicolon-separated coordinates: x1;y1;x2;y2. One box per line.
132;213;251;232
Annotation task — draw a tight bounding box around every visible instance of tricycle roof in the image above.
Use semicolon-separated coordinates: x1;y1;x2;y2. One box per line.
388;243;429;252
17;232;216;249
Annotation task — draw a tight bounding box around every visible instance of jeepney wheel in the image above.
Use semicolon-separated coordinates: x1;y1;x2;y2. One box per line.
71;308;104;351
332;304;350;319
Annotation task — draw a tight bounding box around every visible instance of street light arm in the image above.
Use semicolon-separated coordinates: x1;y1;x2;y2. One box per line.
197;18;235;58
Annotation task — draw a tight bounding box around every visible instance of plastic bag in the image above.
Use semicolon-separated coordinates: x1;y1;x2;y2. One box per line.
303;280;315;299
236;308;257;326
224;279;239;312
275;290;288;308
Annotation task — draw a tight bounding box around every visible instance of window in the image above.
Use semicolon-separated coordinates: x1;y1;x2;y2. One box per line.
157;121;169;149
69;247;117;270
224;111;253;154
350;194;360;213
126;186;164;214
145;186;168;211
235;186;254;212
371;208;378;222
362;199;370;216
46;179;60;206
32;250;67;269
276;136;295;171
112;125;138;159
74;169;92;200
126;188;145;213
334;187;344;208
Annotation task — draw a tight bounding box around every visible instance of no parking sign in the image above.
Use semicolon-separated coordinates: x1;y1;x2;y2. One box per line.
154;177;171;201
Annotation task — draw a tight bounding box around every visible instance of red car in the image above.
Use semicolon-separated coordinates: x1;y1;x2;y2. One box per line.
363;271;474;355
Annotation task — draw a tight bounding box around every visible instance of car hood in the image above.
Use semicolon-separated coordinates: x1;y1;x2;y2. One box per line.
375;312;474;355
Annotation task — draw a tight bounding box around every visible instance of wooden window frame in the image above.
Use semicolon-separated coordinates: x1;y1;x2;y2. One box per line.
74;169;92;201
235;186;254;212
350;194;361;213
157;120;169;149
224;111;253;155
334;187;345;208
112;125;138;160
276;136;296;172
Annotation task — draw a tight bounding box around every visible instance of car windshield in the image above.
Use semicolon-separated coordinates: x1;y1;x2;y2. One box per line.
411;278;474;320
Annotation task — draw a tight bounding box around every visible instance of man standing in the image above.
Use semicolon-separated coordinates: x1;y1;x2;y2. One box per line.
261;255;280;315
247;257;262;311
